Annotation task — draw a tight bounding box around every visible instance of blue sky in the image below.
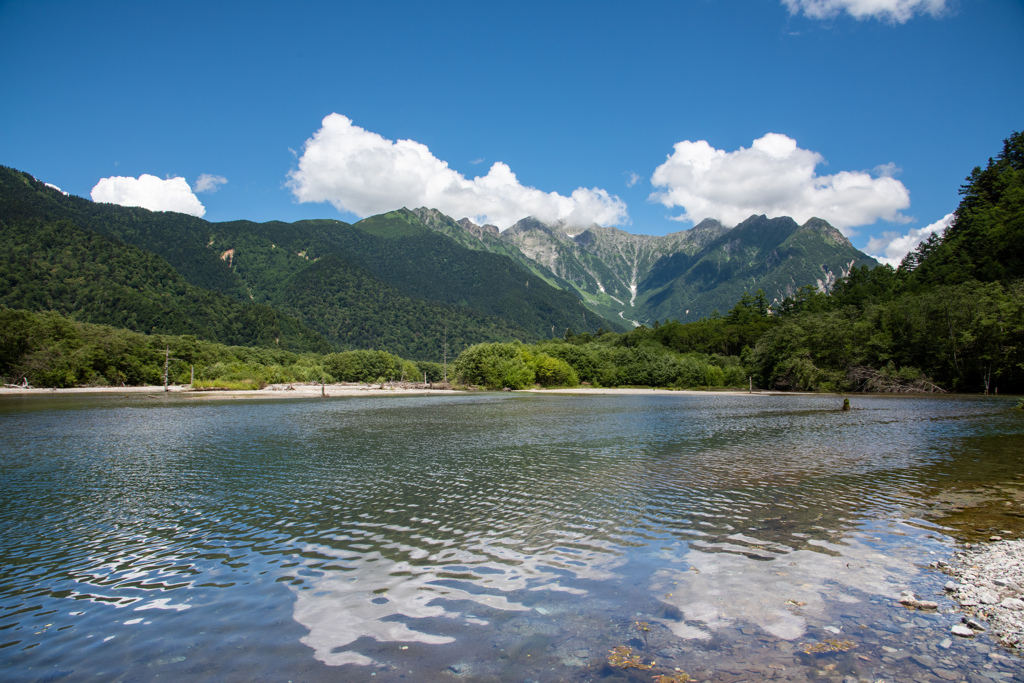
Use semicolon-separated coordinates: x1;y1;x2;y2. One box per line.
2;0;1022;264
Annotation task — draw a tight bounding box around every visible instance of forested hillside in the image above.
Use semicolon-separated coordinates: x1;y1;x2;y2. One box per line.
2;130;1019;392
0;218;333;352
743;130;1024;393
0;166;618;361
207;208;620;343
907;131;1023;285
0;308;446;388
0;167;246;298
639;215;877;322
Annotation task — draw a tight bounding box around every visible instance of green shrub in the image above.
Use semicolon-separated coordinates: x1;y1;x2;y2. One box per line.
323;350;403;382
529;352;579;387
455;342;536;389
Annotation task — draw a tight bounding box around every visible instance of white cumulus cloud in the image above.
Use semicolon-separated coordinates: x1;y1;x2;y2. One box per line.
866;212;952;267
649;133;911;233
194;173;228;193
91;174;206;217
286;113;629;229
782;0;948;23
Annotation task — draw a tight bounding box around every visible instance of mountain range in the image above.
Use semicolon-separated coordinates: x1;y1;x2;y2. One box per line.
1;164;878;359
419;211;877;326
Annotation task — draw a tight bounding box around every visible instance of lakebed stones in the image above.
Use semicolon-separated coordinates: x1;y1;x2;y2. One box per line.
899;590;939;611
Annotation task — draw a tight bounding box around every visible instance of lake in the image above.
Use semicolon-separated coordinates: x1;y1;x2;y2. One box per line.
1;392;1022;682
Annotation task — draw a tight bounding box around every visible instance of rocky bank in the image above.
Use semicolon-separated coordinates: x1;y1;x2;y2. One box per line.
940;539;1024;652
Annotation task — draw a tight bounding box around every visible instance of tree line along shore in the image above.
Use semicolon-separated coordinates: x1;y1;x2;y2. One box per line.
2;272;1020;395
2;131;1021;394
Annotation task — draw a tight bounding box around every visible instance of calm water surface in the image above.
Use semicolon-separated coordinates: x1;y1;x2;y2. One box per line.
1;392;1021;682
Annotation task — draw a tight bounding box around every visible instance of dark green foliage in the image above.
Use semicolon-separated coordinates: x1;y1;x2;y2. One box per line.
1;308;160;387
907;130;1024;285
321;209;615;337
745;281;1024;393
1;308;262;387
0;218;332;353
529;351;579;387
415;361;446;383
323;350;410;383
650;316;771;357
455;337;746;390
0;167;246;298
827;264;902;309
0;307;427;388
193;209;618;346
273;253;530;360
453;342;537;390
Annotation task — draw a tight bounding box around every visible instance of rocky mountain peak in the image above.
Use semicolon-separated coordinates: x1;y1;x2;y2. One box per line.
505;216;570;240
690;217;727;233
456;217;499;239
409;207;452;229
799;217;853;248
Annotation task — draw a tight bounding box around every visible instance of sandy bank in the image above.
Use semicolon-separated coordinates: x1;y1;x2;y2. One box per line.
517;387;809;396
0;382;463;400
0;385;822;400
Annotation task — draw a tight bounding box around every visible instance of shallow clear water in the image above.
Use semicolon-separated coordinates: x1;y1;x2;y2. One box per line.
0;392;1021;682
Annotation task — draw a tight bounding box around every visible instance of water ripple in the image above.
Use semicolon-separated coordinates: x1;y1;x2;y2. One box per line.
0;393;1020;680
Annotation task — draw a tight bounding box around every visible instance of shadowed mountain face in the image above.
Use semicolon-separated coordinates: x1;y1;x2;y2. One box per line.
428;213;877;326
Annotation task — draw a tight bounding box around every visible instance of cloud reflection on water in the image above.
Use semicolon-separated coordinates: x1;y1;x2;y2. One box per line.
291;536;625;666
653;526;924;642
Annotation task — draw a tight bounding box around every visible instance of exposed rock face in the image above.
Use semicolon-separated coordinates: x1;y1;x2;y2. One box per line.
501;217;574;278
455;217;499;240
414;207;878;327
500;217;730;314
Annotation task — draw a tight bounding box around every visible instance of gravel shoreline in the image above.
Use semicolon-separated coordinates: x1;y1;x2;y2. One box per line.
939;539;1024;652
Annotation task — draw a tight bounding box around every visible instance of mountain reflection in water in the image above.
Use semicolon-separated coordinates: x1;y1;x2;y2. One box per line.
0;392;1021;682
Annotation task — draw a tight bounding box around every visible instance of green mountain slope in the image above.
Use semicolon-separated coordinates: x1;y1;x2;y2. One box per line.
639;215;878;321
275;254;527;360
409;207;582;294
0;166;247;298
428;212;871;326
423;215;728;327
187;218;538;358
0;218;333;352
206;208;620;340
1;166;613;359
